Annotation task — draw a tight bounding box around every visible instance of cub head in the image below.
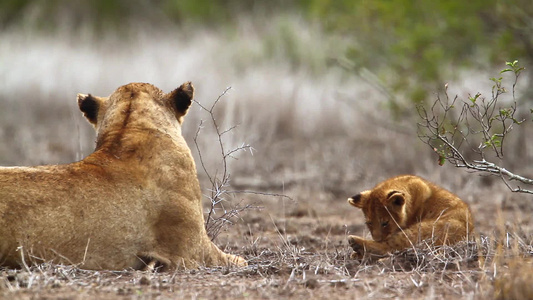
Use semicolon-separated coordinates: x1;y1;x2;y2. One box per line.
77;82;194;141
347;177;415;242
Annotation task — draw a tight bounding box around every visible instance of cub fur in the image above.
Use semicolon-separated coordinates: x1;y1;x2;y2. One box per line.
0;82;246;270
347;175;474;260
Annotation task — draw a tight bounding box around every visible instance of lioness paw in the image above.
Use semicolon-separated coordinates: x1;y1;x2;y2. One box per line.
230;255;248;267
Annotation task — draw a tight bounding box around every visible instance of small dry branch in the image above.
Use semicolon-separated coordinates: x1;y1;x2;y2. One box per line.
193;87;289;240
417;61;532;194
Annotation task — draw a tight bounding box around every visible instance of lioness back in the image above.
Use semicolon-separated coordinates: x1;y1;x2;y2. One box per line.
347;175;474;259
0;82;246;270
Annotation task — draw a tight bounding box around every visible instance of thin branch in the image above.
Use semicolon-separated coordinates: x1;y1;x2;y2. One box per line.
193;87;291;240
416;62;532;195
229;190;294;201
193;119;214;186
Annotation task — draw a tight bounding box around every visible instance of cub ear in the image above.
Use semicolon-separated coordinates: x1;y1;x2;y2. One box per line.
167;81;194;123
347;190;370;209
386;191;405;207
77;93;103;126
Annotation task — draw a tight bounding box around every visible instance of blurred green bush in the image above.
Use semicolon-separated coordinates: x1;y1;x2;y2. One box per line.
1;0;531;107
303;0;533;101
303;0;532;105
0;0;295;29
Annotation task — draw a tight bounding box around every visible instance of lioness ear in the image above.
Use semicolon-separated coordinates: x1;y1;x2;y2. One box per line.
347;190;370;209
78;93;103;126
386;191;405;207
167;81;194;123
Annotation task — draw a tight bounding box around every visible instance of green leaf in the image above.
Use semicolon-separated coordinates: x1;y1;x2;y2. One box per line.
489;77;503;83
499;108;510;118
468;93;480;105
505;60;517;67
438;155;446;166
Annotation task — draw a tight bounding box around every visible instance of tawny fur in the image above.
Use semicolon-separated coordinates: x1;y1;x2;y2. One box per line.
0;82;246;270
347;175;474;260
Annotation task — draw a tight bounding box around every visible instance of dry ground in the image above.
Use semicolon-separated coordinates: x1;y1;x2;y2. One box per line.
0;186;532;299
1;24;532;299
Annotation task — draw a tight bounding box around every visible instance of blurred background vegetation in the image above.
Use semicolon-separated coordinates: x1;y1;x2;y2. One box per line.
1;0;531;187
2;0;532;109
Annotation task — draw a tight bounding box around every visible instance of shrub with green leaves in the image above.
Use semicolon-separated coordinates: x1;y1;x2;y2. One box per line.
302;0;533;105
417;61;532;194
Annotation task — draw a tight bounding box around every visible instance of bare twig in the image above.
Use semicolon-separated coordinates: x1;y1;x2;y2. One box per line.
193;87;290;240
417;61;532;194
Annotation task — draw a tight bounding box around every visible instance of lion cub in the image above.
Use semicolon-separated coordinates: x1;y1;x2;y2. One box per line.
347;175;474;259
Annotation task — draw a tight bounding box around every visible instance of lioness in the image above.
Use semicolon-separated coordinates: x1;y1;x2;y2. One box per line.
347;175;474;260
0;82;246;270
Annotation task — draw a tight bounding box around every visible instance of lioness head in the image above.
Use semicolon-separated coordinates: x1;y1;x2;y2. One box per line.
77;81;193;131
77;82;194;151
347;175;429;241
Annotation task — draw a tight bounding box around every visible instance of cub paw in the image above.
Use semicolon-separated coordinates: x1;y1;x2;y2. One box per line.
348;235;366;258
348;235;388;261
350;251;364;260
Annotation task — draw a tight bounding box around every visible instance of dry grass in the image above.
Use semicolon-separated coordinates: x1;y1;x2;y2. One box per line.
0;208;531;299
0;19;532;299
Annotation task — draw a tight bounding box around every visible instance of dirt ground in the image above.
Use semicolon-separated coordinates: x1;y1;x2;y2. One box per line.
1;176;532;299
